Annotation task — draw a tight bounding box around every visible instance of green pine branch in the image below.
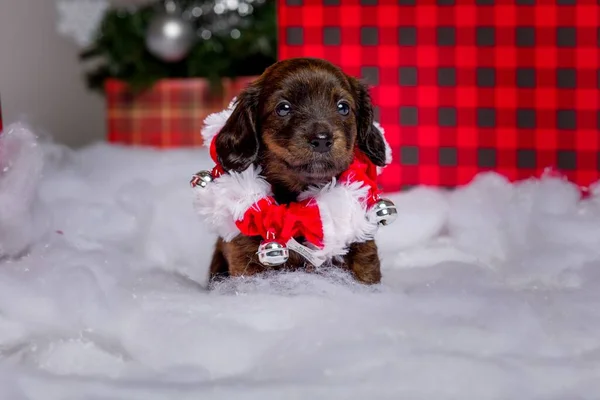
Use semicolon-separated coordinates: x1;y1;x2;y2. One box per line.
80;0;277;95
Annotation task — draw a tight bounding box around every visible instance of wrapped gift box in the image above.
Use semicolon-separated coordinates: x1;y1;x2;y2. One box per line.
105;77;255;148
278;0;600;192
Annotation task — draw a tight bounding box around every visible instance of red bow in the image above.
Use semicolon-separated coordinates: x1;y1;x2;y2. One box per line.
235;197;324;246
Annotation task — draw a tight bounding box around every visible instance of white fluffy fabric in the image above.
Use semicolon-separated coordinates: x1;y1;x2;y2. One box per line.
299;180;378;259
192;165;273;241
0;123;45;258
373;120;392;167
2;125;600;399
196;103;391;249
193;166;378;258
200;98;237;148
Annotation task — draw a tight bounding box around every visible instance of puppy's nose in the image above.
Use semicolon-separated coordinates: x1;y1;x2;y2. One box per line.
309;132;333;153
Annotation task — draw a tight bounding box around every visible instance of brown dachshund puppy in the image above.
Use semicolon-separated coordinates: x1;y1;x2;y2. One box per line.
209;57;388;285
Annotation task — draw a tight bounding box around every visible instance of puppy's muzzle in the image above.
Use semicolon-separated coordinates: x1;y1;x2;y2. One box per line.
308;131;334;153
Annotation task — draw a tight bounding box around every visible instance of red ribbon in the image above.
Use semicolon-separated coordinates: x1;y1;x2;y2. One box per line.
235;197;323;246
339;149;381;208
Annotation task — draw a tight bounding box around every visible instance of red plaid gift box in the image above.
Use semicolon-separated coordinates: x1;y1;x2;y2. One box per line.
106;77;256;148
278;0;600;193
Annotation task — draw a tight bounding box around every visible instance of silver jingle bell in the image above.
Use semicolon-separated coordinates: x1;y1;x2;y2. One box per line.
190;170;213;188
373;198;398;226
257;241;289;266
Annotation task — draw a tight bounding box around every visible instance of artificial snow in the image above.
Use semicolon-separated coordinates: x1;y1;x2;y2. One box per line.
1;122;600;399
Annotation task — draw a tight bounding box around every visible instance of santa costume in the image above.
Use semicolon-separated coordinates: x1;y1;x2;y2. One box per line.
191;99;397;266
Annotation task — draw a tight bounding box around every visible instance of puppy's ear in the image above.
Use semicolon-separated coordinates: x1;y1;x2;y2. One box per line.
350;77;388;167
214;83;261;172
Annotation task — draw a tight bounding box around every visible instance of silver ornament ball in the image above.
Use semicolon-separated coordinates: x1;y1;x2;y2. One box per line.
257;241;289;266
190;170;213;188
145;12;196;62
373;198;398;226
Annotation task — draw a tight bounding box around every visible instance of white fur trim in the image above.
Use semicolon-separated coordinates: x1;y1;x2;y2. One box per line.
192;165;273;241
298;180;379;259
372;121;392;166
372;121;392;176
200;97;238;148
196;103;388;249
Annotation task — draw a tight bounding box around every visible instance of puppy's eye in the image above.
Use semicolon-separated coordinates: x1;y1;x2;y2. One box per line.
275;101;291;117
337;101;350;116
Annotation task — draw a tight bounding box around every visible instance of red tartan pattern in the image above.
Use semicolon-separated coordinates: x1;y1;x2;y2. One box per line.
278;0;600;192
106;77;256;148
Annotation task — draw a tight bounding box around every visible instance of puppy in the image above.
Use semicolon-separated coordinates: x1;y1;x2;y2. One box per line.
209;57;388;285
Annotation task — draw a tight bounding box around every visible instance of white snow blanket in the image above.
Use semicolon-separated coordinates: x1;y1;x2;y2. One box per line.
1;122;600;399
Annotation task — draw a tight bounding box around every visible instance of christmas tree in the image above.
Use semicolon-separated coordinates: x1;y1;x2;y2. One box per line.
58;0;277;93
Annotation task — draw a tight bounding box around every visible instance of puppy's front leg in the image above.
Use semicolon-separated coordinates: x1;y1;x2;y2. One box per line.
344;240;382;284
209;238;229;282
222;235;270;277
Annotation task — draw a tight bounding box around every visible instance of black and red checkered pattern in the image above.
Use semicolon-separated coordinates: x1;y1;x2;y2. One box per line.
278;0;600;192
